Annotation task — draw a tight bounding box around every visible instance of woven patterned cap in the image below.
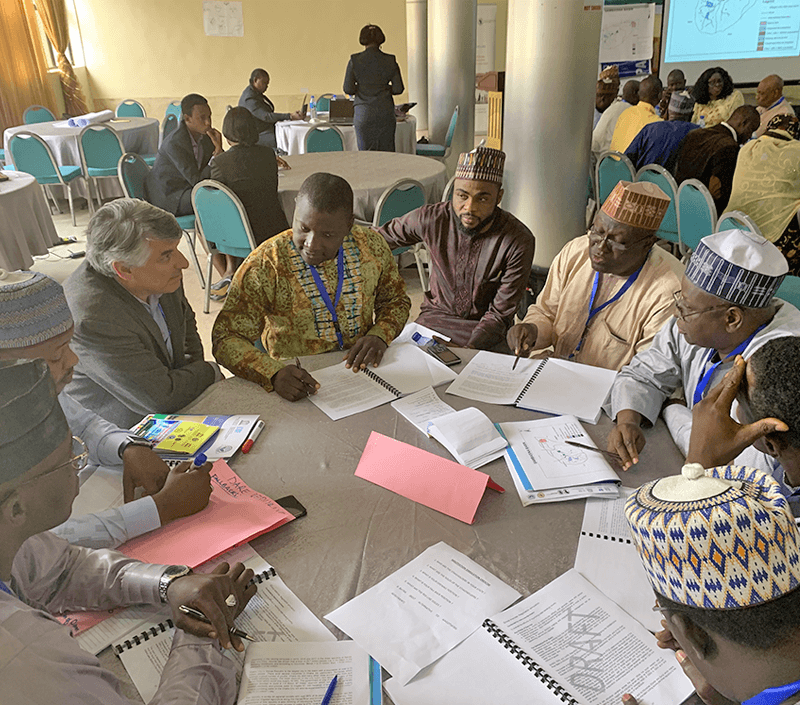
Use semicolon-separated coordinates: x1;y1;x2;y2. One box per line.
0;271;72;349
685;230;788;308
455;147;505;185
625;464;800;609
600;180;671;231
669;90;695;115
599;65;620;83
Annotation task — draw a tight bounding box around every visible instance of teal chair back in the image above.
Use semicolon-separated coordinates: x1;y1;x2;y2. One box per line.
162;114;179;142
777;275;800;309
79;125;124;171
117;153;150;199
23;105;56;124
317;94;334;112
165;101;182;120
677;179;718;252
595;151;635;205
373;179;426;228
635;164;679;245
192;180;256;259
305;125;345;152
8;133;60;182
716;210;763;237
444;105;459;148
116;100;146;118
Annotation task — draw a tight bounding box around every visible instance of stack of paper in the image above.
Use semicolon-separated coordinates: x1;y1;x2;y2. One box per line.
428;408;508;469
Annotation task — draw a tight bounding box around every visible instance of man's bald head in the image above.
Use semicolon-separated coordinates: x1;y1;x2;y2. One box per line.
622;80;640;105
756;74;784;109
727;104;761;143
638;75;663;106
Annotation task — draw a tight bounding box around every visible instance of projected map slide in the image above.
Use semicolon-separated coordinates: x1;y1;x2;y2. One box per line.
665;0;800;61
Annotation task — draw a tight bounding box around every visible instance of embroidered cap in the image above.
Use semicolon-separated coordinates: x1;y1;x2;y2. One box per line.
669;90;695;115
0;359;69;483
0;270;72;349
599;65;620;84
600;180;671;231
625;463;800;609
685;230;788;308
455;146;505;185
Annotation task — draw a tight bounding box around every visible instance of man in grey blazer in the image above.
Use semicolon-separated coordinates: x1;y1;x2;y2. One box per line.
64;200;222;427
238;68;301;149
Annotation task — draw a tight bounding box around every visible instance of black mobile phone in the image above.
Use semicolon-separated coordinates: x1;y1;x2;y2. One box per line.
427;342;461;367
276;495;307;519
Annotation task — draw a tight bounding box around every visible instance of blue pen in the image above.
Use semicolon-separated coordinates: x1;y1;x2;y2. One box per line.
320;674;338;705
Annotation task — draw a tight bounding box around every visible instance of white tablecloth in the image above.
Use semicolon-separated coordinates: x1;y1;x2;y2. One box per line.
278;150;447;223
0;172;58;270
3;117;159;200
276;116;417;155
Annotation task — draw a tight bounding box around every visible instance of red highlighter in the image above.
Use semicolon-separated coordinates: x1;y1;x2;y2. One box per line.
241;420;265;454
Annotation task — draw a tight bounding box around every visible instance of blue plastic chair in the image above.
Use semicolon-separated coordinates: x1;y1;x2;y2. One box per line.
23;105;56;124
595;151;635;206
777;275;800;309
304;124;345;152
716;210;763;237
161;114;179;144
417;105;458;160
165;101;182;121
115;100;146;118
677;179;718;254
635;164;681;250
374;179;429;291
78;124;127;212
192;180;257;312
8;131;83;225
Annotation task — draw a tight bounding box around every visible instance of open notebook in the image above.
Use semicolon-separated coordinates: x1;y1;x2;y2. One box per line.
446;351;617;424
309;342;456;420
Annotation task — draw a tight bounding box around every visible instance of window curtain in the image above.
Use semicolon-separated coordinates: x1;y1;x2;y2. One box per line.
0;0;57;132
35;0;86;116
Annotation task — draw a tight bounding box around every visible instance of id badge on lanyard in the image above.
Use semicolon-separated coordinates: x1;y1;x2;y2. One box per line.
307;246;345;350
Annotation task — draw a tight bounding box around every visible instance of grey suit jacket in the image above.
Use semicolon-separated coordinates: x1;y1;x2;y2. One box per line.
64;262;216;428
238;85;290;135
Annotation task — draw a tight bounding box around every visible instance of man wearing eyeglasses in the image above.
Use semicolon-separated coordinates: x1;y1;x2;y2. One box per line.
0;358;253;704
607;229;800;470
507;181;682;371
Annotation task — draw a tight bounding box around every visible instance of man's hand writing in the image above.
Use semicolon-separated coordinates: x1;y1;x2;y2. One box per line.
152;460;213;524
607;410;645;470
271;365;319;401
122;446;169;502
506;323;538;358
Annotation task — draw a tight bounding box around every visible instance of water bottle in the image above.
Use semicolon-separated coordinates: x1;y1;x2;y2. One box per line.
699;114;706;128
310;95;317;121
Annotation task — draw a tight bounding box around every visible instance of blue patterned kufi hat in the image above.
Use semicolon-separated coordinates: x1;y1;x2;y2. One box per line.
455;147;505;185
0;270;72;349
685;230;788;308
625;463;800;609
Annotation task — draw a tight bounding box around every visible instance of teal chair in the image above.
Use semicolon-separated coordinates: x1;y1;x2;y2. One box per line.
716;210;763;237
23;105;56;124
304;124;345;152
161;113;179;143
595;151;635;206
677;178;718;254
117;152;205;289
441;174;457;202
165;101;182;121
78;124;127;212
373;178;429;291
635;163;681;251
417;105;458;160
192;180;257;313
115;100;146;118
316;93;335;113
777;275;800;309
8;131;83;226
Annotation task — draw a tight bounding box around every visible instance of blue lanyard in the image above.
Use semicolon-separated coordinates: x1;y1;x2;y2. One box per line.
307;247;345;350
0;580;14;597
570;264;644;358
692;324;767;406
743;678;800;705
768;97;786;111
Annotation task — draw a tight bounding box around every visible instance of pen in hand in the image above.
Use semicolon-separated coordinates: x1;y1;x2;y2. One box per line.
295;357;320;395
564;440;623;464
512;350;521;371
178;604;255;642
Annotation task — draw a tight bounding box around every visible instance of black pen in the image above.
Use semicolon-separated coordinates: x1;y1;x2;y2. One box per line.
178;605;255;642
512;351;521;371
295;357;319;393
565;440;623;463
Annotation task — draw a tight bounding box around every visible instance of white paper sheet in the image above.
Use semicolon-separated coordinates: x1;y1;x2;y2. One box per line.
446;350;541;404
390;386;455;433
428;408;508;469
325;542;520;685
393;322;451;345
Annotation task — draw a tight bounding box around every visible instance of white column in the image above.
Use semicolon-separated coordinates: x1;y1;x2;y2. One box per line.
502;1;602;266
406;0;428;132
428;0;476;173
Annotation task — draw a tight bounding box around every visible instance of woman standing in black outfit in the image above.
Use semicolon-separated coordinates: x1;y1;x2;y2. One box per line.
343;24;404;152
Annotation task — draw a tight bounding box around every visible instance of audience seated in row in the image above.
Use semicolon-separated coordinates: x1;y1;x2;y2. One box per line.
609;74;663;153
591;78;640;158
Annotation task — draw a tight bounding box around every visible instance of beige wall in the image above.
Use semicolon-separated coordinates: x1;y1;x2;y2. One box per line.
72;0;409;121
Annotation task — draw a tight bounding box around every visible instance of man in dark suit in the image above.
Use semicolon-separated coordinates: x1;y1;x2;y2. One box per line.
64;199;222;427
146;93;224;216
238;69;301;150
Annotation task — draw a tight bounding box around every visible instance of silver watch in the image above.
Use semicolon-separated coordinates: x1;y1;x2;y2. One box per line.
159;565;192;602
119;434;154;458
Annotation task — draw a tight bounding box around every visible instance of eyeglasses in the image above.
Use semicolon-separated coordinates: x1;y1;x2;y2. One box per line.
588;226;653;254
672;291;729;321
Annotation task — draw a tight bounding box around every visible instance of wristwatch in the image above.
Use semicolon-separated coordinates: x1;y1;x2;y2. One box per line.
159;565;192;602
119;434;154;458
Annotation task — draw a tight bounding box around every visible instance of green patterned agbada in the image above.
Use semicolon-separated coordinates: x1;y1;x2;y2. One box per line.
212;224;411;391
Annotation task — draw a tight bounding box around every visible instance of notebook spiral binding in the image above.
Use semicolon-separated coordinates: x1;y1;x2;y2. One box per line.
483;618;580;705
580;530;632;545
362;368;402;398
515;359;548;404
113;568;277;654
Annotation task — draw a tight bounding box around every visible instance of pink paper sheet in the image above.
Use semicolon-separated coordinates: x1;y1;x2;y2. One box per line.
354;432;494;524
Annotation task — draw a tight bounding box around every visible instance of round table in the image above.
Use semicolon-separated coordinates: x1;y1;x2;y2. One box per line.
3;117;159;200
0;171;59;270
276;116;418;155
278;151;447;223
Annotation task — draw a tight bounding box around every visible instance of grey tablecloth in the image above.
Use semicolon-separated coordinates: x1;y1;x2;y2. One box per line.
0;171;58;270
278;151;447;223
276;116;417;155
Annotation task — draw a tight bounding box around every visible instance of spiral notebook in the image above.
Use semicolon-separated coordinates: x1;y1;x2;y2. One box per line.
309;342;457;420
446;351;617;424
384;569;694;705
